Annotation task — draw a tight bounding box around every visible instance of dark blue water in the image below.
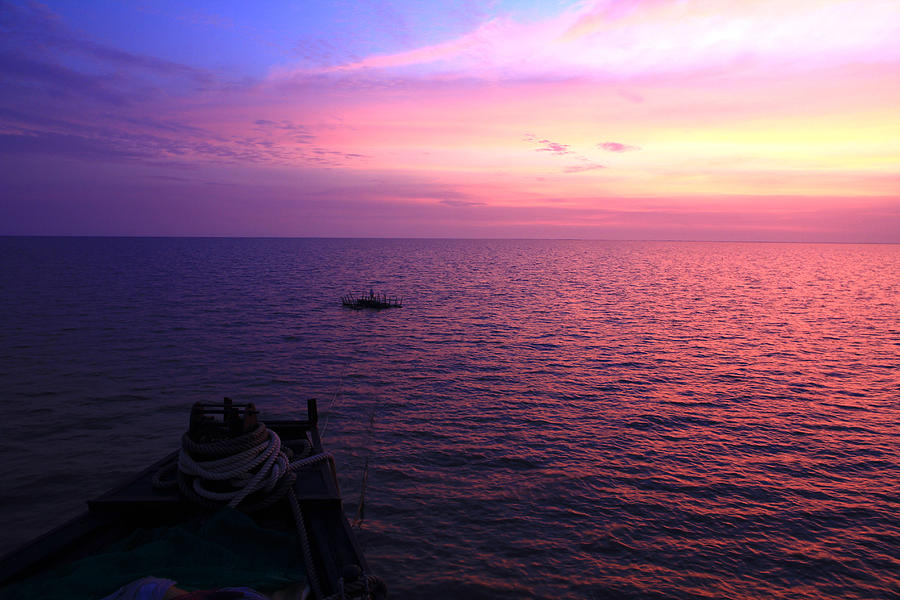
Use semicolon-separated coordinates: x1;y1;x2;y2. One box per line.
1;237;898;599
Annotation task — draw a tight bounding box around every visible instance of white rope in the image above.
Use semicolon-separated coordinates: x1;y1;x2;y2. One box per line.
178;427;332;509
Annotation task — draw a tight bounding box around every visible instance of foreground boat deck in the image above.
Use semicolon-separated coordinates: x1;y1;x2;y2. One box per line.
0;406;374;599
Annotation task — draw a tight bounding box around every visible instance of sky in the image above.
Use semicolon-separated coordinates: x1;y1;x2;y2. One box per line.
1;0;899;241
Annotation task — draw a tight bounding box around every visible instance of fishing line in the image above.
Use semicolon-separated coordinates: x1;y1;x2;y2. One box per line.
319;361;349;441
352;405;378;533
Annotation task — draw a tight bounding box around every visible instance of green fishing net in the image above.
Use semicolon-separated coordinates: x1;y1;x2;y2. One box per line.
0;509;305;600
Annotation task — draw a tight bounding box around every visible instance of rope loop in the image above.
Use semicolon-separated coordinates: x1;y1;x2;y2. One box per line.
165;423;326;510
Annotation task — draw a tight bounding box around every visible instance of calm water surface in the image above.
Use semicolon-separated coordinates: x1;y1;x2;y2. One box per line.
1;238;898;599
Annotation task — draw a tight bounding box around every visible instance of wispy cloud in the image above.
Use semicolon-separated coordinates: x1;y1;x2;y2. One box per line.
564;162;605;174
598;141;640;152
0;3;365;168
1;0;210;83
525;133;572;156
274;0;900;81
0;49;135;106
440;199;486;207
526;133;606;174
252;119;316;144
176;9;235;30
535;139;571;155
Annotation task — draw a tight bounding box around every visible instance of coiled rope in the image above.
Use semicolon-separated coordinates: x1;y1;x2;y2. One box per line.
153;423;385;600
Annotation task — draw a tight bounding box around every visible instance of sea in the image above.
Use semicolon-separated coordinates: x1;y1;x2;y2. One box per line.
0;237;898;599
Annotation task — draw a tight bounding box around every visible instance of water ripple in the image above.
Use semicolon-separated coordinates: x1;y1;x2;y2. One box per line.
1;238;898;599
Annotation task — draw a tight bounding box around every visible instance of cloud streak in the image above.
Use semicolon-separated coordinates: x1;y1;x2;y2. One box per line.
535;139;571;155
599;141;640;152
0;3;367;168
276;0;900;81
526;133;608;174
564;162;605;174
1;0;210;82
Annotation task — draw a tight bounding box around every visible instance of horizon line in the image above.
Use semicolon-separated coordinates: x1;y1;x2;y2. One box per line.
1;235;897;246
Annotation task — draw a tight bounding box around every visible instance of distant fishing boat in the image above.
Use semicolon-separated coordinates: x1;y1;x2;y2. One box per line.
0;398;386;600
341;290;402;309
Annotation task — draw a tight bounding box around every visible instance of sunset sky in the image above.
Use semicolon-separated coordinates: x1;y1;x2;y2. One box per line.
1;0;898;241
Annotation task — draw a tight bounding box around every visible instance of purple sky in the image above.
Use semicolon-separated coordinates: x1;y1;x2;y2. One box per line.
2;0;899;241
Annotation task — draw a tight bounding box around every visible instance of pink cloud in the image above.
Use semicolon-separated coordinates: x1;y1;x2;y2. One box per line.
599;141;641;152
564;162;605;173
536;139;571;155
